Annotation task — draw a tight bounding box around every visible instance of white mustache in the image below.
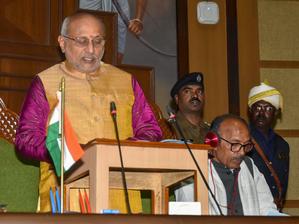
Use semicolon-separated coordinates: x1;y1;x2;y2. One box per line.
81;54;97;60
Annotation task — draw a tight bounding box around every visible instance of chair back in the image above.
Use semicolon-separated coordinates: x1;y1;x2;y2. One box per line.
0;97;39;212
0;98;19;144
146;99;178;140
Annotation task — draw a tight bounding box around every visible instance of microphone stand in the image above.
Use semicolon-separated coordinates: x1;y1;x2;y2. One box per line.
111;102;132;214
166;106;223;216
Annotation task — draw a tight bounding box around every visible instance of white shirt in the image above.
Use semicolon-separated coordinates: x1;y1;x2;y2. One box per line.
208;157;278;215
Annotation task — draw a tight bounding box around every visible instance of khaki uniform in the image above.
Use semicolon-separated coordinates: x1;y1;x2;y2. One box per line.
170;111;210;144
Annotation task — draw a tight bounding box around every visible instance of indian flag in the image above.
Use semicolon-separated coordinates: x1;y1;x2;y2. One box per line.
46;91;85;177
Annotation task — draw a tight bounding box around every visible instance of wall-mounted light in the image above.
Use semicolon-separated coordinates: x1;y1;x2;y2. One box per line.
197;1;219;24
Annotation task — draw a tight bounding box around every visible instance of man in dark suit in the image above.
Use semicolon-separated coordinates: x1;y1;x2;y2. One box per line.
247;78;289;211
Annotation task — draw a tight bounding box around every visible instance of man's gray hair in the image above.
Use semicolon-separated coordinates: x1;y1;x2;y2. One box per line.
60;12;106;37
61;17;70;36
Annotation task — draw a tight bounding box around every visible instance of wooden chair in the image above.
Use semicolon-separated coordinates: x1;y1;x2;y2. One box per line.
0;98;19;144
146;99;178;140
0;97;39;212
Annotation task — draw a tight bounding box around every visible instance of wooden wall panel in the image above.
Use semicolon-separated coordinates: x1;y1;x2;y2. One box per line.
187;0;229;123
62;0;79;18
0;0;61;60
237;0;299;214
176;0;189;78
226;0;240;115
118;65;155;101
0;0;64;114
0;58;58;114
0;91;27;115
258;1;299;61
3;0;49;44
237;0;260;121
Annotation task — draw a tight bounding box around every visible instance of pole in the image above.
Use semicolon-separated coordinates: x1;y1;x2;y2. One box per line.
60;77;65;213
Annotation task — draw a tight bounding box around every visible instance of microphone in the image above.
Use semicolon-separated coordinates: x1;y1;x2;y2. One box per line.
166;106;176;121
111;102;116;118
166;106;223;216
110;102;132;214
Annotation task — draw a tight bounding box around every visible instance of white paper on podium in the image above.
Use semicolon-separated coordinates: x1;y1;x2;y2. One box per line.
168;202;201;215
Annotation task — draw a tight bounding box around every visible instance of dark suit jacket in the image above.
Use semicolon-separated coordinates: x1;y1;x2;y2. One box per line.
248;124;290;199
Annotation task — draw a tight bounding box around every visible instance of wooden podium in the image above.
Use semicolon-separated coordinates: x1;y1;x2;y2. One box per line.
63;139;213;214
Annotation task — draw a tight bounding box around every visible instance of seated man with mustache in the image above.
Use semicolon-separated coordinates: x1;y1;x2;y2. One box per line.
170;72;210;202
247;79;289;211
207;114;279;215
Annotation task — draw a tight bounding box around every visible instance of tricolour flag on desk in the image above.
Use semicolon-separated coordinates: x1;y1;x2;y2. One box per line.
46;91;85;176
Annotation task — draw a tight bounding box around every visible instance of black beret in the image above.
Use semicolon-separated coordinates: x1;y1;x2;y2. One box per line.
170;72;204;98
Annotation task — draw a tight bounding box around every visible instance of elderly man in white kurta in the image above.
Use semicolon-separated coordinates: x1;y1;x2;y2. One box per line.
206;114;280;215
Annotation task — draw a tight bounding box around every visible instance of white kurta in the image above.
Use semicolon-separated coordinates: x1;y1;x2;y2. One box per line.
208;157;278;215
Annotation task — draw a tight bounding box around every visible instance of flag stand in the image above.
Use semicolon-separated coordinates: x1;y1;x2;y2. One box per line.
46;76;84;213
60;77;65;213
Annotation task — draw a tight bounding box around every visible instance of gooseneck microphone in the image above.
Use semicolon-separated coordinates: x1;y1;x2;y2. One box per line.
166;106;223;216
110;102;132;214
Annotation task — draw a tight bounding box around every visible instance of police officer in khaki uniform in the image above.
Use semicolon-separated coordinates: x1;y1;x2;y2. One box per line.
170;72;209;201
170;72;210;144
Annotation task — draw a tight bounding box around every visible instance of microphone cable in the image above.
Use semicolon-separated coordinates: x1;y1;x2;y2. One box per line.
110;102;132;214
166;106;223;216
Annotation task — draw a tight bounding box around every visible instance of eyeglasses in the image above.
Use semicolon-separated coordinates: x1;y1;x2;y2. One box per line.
220;137;254;153
251;105;276;113
62;35;106;48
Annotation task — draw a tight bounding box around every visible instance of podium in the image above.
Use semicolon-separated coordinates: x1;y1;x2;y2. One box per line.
63;139;213;214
